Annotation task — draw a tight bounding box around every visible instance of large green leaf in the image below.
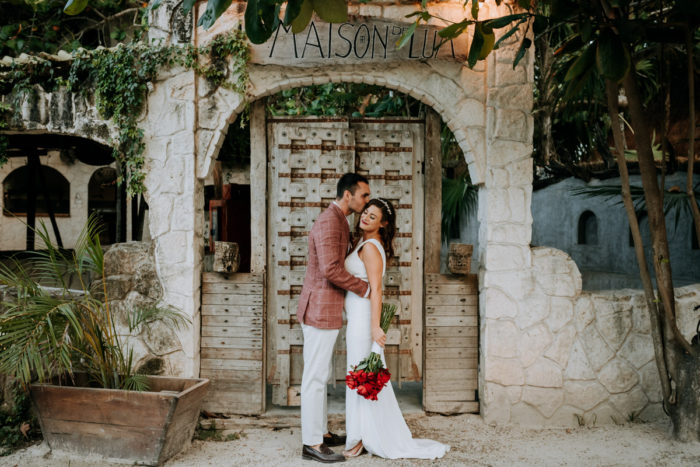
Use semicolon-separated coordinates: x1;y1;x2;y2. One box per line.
63;0;89;16
479;25;495;60
564;42;596;81
311;0;347;23
181;0;196;15
513;36;531;68
291;0;313;34
467;23;484;68
242;0;280;44
596;29;630;82
396;22;417;49
198;0;233;30
483;13;528;30
438;21;471;39
284;0;304;26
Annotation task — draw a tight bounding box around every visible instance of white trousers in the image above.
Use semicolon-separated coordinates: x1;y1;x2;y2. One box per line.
300;323;339;446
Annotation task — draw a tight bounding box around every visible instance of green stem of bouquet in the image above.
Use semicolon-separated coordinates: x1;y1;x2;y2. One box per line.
379;302;398;333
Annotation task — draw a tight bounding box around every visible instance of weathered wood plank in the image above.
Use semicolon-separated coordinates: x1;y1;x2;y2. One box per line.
201;304;263;316
249;100;267;275
425;305;478;316
425;273;477;285
425;347;478;360
422;357;475;370
202;326;263;338
425;283;478;295
35;418;163;459
425;315;478;327
202;282;263;294
425;336;478;348
203;272;264;283
425;389;477;401
424;108;441;275
425;294;477;306
424;368;477;381
199;368;262;383
425;326;478;338
30;385;171;427
200;359;263;371
201;337;263;349
425;378;479;391
425;400;479;414
202;294;263;306
200;348;263;360
202;315;263;327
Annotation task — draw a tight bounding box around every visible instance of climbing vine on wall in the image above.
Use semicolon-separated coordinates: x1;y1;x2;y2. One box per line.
0;29;249;196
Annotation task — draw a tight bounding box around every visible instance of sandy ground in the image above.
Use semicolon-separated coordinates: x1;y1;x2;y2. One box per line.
3;413;700;467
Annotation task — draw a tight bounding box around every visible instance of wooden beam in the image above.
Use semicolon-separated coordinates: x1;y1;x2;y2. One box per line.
249;100;267;274
424;108;442;274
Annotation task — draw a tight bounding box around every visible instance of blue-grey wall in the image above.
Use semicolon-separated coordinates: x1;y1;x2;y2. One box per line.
530;172;700;290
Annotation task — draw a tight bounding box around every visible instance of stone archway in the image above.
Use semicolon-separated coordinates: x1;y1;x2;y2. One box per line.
141;0;535;422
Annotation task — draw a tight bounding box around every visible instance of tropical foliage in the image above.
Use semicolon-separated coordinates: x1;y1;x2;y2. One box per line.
0;215;189;390
0;0;147;58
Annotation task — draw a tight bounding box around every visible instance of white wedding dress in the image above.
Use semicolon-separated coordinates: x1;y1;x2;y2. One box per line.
343;238;450;459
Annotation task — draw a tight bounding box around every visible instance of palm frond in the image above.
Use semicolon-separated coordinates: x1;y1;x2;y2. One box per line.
570;183;700;230
442;176;478;242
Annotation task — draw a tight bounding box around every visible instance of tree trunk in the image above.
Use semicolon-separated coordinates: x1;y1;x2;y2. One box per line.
674;343;700;441
605;79;671;402
623;63;699;441
622;70;693;355
685;29;700;252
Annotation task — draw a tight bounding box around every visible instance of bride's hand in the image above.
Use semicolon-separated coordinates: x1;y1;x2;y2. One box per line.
372;327;386;348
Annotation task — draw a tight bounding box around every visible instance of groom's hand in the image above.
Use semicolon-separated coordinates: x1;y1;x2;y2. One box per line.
372;327;386;347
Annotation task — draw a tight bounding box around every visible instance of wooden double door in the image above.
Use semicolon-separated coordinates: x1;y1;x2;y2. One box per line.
266;117;425;406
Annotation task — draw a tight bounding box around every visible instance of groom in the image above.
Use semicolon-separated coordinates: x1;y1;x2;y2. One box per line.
297;173;371;463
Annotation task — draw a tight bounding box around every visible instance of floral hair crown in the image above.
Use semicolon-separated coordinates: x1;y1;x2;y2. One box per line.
378;198;392;216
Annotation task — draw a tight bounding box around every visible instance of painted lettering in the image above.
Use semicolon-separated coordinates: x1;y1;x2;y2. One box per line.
372;25;388;59
302;22;324;58
354;24;371;59
269;23;297;58
335;23;353;58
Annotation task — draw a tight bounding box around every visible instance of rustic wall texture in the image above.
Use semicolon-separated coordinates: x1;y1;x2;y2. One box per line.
3;0;699;427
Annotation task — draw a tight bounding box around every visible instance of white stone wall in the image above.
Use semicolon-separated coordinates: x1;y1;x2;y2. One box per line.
0;152;112;250
483;246;700;426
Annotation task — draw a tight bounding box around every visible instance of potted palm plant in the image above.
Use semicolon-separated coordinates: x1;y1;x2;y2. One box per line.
0;216;209;465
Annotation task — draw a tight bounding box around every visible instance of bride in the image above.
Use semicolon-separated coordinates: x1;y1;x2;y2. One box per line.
342;197;450;459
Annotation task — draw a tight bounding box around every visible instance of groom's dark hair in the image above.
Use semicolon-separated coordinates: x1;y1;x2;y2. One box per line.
336;173;369;199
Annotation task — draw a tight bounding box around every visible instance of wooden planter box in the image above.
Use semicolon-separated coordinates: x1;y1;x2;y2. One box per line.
31;375;209;466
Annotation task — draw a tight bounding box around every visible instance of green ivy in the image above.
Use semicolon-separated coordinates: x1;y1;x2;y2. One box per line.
0;383;40;456
0;30;250;196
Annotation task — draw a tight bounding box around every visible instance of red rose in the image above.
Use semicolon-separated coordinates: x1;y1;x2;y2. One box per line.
346;374;357;389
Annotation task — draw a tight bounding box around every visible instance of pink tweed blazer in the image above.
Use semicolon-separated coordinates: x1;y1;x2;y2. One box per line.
296;203;369;329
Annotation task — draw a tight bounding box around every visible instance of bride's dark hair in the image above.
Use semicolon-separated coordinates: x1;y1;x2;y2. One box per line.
352;198;397;259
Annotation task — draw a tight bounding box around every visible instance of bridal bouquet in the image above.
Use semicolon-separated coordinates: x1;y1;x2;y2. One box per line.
345;302;398;401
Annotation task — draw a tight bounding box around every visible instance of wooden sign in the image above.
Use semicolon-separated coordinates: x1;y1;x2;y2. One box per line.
250;17;468;66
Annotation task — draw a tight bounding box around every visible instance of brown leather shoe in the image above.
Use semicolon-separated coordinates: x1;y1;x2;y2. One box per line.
323;432;346;447
302;444;345;463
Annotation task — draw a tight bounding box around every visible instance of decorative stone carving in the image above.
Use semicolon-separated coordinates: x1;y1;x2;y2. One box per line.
213;241;240;273
447;243;472;275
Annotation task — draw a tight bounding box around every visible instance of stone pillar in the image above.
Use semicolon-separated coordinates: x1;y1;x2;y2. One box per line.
479;14;536;425
142;66;200;376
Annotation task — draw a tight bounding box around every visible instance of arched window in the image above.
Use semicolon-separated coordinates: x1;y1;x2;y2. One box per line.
2;165;70;216
577;210;598;245
88;167;118;244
